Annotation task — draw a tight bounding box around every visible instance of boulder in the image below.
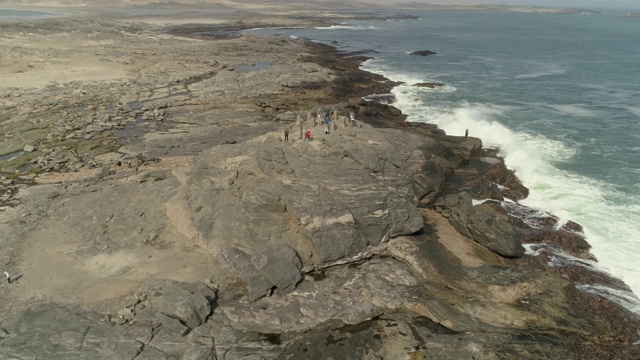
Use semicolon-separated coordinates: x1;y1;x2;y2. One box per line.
219;247;274;301
252;244;303;293
435;192;525;258
149;284;212;329
220;245;303;301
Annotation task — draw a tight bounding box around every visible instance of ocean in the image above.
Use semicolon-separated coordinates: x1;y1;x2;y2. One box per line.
0;8;68;19
251;10;640;306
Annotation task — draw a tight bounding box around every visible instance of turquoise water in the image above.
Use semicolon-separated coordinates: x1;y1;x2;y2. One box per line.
251;11;640;302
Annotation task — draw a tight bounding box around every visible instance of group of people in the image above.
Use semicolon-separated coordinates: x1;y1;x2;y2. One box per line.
283;109;359;143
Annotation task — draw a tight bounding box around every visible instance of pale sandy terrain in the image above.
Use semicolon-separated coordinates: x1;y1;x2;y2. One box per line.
0;12;213;90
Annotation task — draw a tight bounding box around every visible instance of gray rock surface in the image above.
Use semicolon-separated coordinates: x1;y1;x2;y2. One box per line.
219;247;277;301
434;192;525;257
183;126;448;273
146;282;212;329
0;305;143;360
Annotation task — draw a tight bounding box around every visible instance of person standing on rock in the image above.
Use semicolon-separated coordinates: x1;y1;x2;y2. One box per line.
324;113;330;135
349;111;356;128
284;127;289;142
465;129;469;138
305;130;311;142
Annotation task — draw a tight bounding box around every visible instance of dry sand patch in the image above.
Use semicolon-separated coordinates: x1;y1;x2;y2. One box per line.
0;52;129;90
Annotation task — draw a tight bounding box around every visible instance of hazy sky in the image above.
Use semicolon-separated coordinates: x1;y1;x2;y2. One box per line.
431;0;640;10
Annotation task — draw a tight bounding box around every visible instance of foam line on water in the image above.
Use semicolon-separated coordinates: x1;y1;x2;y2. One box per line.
524;243;607;274
577;284;640;317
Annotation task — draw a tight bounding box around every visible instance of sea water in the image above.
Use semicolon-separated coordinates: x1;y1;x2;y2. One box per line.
0;8;68;19
250;10;640;306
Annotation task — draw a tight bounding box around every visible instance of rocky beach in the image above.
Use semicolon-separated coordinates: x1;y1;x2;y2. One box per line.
1;5;640;360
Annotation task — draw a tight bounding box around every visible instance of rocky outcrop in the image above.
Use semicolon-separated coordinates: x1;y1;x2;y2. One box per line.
178;125;451;271
415;82;445;88
434;192;525;258
410;50;438;56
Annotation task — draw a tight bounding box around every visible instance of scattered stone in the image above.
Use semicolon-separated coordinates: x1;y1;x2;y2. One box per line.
23;144;36;152
85;124;105;133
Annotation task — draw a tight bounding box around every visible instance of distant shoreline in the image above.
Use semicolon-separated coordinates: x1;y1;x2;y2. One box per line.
0;2;621;17
0;7;73;19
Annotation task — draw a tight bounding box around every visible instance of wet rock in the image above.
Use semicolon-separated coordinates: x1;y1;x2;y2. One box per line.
410;50;437;56
415;82;445;88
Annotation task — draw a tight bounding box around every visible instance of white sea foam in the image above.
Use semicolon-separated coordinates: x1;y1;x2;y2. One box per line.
363;59;456;94
366;65;640;304
443;107;638;279
435;105;640;299
624;106;640;118
526;243;608;273
577;284;640;317
549;104;599;117
515;64;567;79
319;25;377;30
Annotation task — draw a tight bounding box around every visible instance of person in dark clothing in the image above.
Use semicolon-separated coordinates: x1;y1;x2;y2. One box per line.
284;127;289;142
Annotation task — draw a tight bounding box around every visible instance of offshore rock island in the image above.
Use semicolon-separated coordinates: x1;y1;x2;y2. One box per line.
1;5;640;360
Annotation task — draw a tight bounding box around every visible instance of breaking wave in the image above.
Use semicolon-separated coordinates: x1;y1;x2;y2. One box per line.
362;60;640;304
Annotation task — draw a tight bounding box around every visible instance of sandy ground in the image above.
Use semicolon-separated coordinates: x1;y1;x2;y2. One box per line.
0;8;246;312
0;6;238;90
0;18;129;89
0;53;129;90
